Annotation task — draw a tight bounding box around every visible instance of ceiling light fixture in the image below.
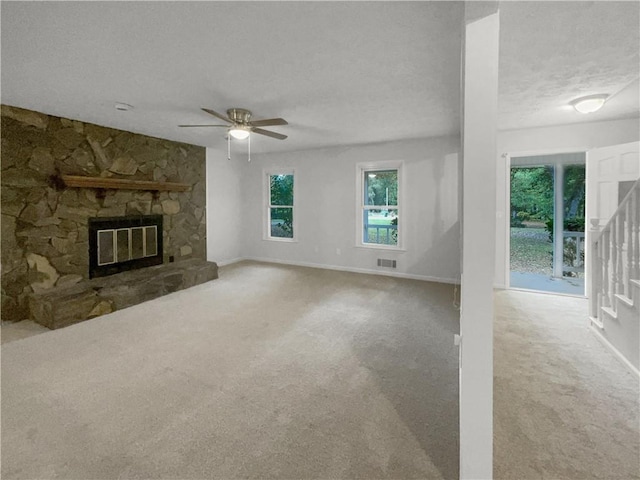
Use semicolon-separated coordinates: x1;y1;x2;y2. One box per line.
228;126;250;140
226;127;252;162
570;94;609;114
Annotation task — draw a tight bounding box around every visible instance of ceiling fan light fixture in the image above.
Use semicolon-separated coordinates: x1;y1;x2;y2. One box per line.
570;94;609;114
229;126;250;140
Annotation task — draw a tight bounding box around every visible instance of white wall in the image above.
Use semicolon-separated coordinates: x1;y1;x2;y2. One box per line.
499;118;640;154
206;147;243;265
237;136;461;282
494;117;640;287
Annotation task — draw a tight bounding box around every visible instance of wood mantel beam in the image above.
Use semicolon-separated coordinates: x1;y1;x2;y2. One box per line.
60;175;191;192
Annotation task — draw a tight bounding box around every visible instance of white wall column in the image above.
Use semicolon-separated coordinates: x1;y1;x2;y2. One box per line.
460;10;499;480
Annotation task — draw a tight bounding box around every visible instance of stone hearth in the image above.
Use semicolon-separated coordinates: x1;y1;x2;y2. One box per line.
29;258;218;329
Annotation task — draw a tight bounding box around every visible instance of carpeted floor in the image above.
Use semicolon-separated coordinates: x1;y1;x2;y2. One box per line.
494;290;640;480
6;263;635;480
1;261;460;479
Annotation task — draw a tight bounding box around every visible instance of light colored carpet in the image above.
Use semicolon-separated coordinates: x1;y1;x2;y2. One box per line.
1;261;460;479
1;319;48;344
494;290;640;480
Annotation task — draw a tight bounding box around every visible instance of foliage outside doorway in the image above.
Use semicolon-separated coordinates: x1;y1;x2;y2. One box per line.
509;162;586;285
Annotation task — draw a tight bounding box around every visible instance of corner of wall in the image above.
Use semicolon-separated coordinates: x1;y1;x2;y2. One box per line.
205;147;244;264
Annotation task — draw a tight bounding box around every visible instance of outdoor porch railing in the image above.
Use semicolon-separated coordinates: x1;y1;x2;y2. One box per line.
562;230;585;275
364;224;397;245
590;178;640;323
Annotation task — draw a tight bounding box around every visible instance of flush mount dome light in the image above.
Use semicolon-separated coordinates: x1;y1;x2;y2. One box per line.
228;126;250;140
570;94;609;114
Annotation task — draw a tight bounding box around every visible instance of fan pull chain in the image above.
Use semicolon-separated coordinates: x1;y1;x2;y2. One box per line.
227;134;231;161
248;133;251;162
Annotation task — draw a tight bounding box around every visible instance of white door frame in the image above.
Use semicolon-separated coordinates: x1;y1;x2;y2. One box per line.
503;147;588;291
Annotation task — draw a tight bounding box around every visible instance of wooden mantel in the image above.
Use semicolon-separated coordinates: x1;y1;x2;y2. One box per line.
60;175;191;192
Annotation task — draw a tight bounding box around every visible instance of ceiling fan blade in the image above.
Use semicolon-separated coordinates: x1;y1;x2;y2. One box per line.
252;127;288;140
201;108;232;123
249;118;288;127
178;124;228;128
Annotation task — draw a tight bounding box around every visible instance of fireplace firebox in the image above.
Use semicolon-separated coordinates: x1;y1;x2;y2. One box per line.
88;215;163;278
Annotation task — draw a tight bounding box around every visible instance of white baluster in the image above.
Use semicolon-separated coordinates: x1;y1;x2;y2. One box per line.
597;237;603;317
603;229;610;308
629;188;640;280
589;219;601;319
610;220;617;306
617;210;625;295
624;200;631;297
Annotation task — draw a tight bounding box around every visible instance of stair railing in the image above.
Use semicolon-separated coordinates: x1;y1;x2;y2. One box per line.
589;178;640;325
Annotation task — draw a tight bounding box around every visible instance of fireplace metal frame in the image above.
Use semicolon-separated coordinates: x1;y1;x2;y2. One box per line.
88;215;163;278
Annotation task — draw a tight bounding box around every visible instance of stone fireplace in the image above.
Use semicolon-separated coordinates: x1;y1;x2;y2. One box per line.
1;105;217;326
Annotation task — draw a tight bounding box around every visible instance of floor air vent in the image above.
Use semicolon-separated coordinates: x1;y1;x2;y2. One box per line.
377;259;397;268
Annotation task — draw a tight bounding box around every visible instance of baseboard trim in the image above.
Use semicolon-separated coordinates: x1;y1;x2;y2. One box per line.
242;256;460;285
589;324;640;378
589;315;604;330
214;257;245;267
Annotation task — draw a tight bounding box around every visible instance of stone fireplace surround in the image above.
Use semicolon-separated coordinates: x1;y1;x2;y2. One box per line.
1;105;217;326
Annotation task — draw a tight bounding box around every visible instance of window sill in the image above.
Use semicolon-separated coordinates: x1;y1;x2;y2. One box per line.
355;244;406;252
263;237;298;243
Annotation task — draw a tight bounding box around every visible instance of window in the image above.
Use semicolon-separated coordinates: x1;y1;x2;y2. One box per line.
266;172;295;241
358;163;401;248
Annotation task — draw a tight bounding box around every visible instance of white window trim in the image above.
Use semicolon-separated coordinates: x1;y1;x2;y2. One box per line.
355;160;405;251
263;169;298;242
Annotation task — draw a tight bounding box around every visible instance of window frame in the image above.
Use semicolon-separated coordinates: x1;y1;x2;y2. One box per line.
264;169;298;242
356;160;404;250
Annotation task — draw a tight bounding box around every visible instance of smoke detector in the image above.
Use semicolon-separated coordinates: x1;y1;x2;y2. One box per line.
114;102;133;112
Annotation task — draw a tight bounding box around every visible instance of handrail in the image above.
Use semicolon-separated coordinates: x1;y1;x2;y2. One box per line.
594;178;640;242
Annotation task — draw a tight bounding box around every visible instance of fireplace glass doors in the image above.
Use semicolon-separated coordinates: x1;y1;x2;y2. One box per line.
97;225;157;265
89;215;163;278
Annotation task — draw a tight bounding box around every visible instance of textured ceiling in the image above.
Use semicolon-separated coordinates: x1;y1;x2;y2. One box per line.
499;1;639;130
1;1;464;154
1;1;638;154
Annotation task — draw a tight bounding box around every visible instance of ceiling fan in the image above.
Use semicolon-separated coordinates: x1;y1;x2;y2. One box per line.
179;107;288;140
